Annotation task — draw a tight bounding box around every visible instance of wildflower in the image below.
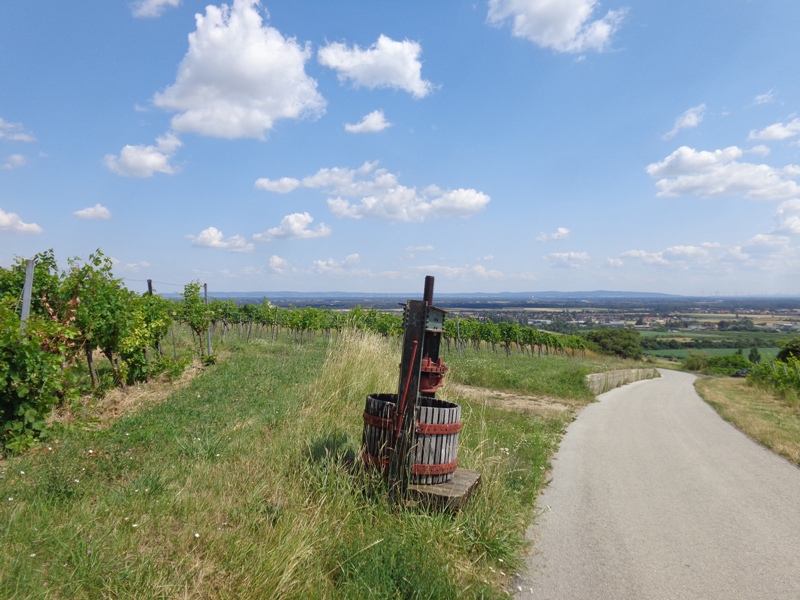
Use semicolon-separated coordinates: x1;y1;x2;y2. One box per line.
30;553;36;558
194;533;200;538
20;471;25;475
74;479;80;483
132;524;139;528
7;498;12;502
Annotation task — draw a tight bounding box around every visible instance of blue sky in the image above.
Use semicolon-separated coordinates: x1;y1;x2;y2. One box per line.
2;0;800;296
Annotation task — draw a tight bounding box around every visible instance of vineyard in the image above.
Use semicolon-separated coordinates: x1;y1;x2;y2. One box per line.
2;249;598;454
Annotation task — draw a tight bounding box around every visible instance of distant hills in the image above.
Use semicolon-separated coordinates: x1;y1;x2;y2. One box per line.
172;289;680;301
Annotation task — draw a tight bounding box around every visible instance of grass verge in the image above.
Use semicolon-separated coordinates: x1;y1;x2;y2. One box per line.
695;376;800;466
0;332;576;598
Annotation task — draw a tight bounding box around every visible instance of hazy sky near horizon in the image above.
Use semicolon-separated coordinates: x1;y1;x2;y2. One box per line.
2;0;800;296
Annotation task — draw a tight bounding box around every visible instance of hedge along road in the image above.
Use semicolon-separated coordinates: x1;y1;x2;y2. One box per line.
515;369;800;600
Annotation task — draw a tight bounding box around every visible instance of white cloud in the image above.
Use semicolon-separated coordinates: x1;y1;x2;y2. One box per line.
605;257;623;268
120;261;151;273
131;0;180;18
536;226;570;241
0;208;43;234
743;233;790;252
487;0;626;53
2;154;27;170
253;212;332;241
621;249;668;265
318;35;434;99
269;255;288;273
646;145;800;201
754;90;776;105
254;177;301;193
257;162;489;223
663;104;707;140
187;226;255;252
412;264;505;280
547;251;591;268
153;0;325;139
345;110;392;133
775;199;800;234
313;253;364;275
105;132;182;177
406;245;434;252
0;118;35;142
748;145;771;156
74;204;112;220
663;245;709;260
749;117;800;142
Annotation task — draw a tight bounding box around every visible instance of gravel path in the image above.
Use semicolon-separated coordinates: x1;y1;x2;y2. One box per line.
515;369;800;599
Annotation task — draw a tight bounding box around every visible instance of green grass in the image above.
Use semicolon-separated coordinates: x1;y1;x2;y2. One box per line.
443;346;642;402
0;332;574;598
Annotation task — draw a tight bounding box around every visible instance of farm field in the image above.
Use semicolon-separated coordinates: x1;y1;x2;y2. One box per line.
646;347;780;360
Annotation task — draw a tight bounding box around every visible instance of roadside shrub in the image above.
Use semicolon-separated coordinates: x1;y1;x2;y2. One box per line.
584;328;643;360
704;353;752;376
776;338;800;362
682;351;709;372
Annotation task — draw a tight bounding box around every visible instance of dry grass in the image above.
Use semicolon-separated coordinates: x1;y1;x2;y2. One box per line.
48;359;207;429
695;376;800;466
443;382;574;419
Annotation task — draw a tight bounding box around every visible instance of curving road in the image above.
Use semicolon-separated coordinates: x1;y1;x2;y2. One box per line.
515;369;800;599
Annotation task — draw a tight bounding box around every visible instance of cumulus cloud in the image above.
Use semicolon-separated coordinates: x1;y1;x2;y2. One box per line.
269;255;288;273
749;117;800;142
663;104;707;140
618;236;799;273
0;118;35;142
253;212;331;241
345;110;392;133
74;204;112;220
2;154;27;170
775;199;800;234
621;249;669;265
313;253;364;275
254;177;301;193
187;226;255;252
536;227;570;241
646;145;800;201
318;35;434;98
131;0;180;18
547;251;591;268
487;0;626;53
257;162;490;223
0;208;43;234
605;257;624;268
153;0;325;139
105;132;182;177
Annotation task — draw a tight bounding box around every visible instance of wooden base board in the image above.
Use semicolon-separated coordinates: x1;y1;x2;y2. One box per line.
407;468;481;510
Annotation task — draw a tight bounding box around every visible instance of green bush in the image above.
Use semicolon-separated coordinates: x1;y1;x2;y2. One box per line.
584;328;643;360
0;301;77;452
